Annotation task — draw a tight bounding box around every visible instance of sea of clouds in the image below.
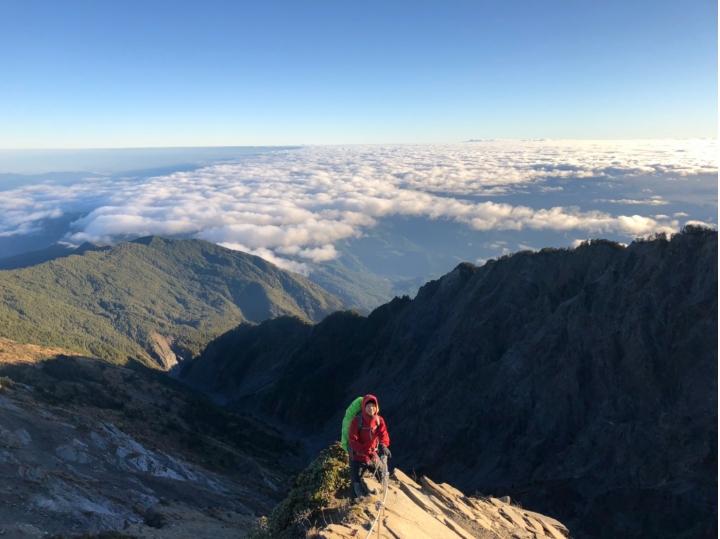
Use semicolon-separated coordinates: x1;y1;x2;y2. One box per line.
0;140;716;274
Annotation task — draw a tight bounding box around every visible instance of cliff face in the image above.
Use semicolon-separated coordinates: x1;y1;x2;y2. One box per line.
181;230;718;539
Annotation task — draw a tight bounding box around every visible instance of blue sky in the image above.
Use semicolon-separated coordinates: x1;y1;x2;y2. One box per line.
1;0;717;148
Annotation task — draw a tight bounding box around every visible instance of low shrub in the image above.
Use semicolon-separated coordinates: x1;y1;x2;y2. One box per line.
48;532;138;539
249;442;350;539
0;375;18;390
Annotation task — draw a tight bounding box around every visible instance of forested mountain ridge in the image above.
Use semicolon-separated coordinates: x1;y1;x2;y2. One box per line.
0;237;434;314
180;228;718;539
0;236;348;367
0;242;86;270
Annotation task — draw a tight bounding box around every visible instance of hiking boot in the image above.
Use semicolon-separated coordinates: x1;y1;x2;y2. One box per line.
352;482;366;501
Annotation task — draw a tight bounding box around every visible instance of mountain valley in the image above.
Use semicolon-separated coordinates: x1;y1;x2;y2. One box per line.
0;228;715;539
181;228;718;539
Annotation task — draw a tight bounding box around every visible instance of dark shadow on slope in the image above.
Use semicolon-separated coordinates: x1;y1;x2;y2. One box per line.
181;229;718;539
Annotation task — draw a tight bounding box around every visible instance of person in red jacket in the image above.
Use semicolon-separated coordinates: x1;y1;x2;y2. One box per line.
348;394;391;501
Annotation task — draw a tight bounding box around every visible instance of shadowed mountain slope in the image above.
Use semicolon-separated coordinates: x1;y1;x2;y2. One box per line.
0;236;348;368
181;229;718;539
0;241;115;271
0;344;296;538
0;243;77;271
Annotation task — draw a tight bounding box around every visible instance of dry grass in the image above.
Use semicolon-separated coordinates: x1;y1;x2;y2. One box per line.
0;336;77;364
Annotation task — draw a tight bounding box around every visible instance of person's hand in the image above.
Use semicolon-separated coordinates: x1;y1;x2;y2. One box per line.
370;453;381;467
379;444;392;458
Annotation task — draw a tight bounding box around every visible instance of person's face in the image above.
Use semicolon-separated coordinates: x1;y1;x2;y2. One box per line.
365;402;377;417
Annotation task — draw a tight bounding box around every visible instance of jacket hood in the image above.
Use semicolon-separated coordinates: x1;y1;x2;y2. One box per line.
361;394;380;423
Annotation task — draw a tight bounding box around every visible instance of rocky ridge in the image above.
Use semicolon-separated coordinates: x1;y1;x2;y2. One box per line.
245;442;570;539
320;468;570;539
181;229;718;539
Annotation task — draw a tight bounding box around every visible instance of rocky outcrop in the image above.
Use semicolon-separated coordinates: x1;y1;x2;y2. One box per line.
320;468;569;539
149;332;178;370
0;349;294;537
181;230;718;539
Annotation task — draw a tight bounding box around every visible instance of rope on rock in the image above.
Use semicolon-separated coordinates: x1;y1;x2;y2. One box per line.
364;455;389;539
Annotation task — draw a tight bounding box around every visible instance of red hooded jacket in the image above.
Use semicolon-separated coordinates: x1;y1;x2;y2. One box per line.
348;394;390;463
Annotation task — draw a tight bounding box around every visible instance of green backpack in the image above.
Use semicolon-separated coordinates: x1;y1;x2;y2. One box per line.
341;396;380;452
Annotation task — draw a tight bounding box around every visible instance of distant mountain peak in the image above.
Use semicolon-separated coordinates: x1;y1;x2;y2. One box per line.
0;236;350;369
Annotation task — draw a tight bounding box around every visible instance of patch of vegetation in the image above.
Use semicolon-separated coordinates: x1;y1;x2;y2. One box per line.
633;231;672;244
493;245;572;263
488;238;627;263
159;395;293;478
574;238;626;251
680;224;716;237
48;532;138;539
0;375;18;390
249;442;350;539
634;226;717;244
143;508;168;529
0;236;346;366
0;356;124;408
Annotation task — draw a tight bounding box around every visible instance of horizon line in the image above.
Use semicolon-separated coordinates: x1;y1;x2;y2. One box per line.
1;138;717;151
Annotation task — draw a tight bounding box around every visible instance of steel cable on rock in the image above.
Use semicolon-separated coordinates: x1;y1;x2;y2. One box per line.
363;455;389;539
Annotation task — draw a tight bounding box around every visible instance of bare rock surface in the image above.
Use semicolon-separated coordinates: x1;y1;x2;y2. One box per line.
0;347;293;538
149;333;178;371
318;468;569;539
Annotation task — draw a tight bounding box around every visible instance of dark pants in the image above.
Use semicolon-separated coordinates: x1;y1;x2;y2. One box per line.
349;456;379;498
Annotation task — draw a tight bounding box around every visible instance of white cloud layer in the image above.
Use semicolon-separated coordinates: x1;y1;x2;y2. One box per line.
597;198;669;205
0;140;716;271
